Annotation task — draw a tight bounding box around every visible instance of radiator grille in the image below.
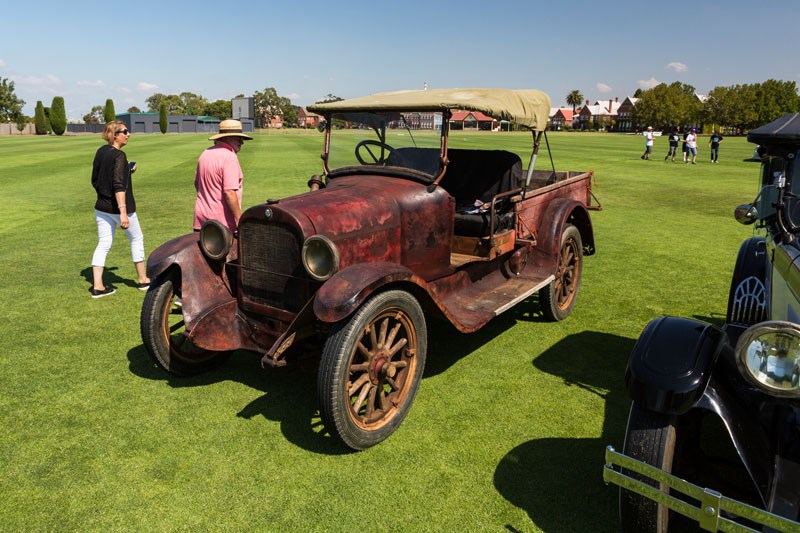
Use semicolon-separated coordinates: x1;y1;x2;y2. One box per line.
240;220;307;312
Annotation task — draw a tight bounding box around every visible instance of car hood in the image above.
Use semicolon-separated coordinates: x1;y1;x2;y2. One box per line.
273;175;426;238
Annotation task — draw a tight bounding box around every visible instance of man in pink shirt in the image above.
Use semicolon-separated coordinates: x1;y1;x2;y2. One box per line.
193;119;253;233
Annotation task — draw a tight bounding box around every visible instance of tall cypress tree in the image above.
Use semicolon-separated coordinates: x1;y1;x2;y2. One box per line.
104;99;116;123
159;103;168;134
34;101;47;135
50;96;67;135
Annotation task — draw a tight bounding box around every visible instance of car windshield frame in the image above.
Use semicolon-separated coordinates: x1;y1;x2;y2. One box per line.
321;110;446;183
309;88;554;188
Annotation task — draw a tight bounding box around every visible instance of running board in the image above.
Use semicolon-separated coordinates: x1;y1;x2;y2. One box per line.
458;275;554;315
439;274;554;332
494;275;555;315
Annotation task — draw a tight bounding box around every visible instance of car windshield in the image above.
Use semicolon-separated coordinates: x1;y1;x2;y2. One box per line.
326;112;444;178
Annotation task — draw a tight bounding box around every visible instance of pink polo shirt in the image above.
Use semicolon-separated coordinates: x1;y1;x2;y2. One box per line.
193;144;243;230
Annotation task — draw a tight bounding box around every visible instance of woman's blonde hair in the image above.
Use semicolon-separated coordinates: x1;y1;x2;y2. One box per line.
102;121;125;144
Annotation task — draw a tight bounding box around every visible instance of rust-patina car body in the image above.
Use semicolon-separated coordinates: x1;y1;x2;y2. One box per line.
141;88;601;450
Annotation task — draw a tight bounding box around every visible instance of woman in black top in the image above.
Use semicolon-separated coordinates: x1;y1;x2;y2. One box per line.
89;121;150;298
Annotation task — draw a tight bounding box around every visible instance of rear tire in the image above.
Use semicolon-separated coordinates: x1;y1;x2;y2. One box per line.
140;274;230;376
539;223;583;321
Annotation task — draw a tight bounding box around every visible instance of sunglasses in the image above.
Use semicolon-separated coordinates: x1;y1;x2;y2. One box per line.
116;129;130;135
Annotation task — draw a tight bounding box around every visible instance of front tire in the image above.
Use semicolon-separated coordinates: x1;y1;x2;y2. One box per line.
620;402;679;533
318;290;427;450
539;223;583;321
140;274;230;376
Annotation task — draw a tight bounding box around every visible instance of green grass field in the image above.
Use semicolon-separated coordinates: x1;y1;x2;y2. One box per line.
0;130;759;532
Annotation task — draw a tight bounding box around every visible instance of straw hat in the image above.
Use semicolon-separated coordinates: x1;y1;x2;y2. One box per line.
209;119;253;141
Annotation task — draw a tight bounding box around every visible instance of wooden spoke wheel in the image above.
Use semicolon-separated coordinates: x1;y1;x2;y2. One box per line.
318;290;427;450
540;223;583;321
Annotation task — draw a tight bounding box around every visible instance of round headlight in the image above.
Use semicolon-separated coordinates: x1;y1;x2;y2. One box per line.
735;321;800;397
302;234;339;281
199;219;232;262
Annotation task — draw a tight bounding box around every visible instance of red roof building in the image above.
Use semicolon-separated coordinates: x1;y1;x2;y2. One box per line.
551;108;576;130
296;107;322;128
449;110;498;131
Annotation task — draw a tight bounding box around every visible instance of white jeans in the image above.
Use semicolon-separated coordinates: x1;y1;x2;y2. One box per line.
92;209;145;266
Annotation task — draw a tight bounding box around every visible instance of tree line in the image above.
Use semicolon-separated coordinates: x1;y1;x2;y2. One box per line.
567;79;799;132
11;76;795;134
0;79;324;132
86;87;307;128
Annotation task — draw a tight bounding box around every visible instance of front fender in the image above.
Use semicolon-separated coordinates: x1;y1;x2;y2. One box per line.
146;233;233;330
313;262;426;323
146;233;199;281
625;316;727;415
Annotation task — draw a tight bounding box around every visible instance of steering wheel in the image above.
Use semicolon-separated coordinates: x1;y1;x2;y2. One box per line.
355;140;396;165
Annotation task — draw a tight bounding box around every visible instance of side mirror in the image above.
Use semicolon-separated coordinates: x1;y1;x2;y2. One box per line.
317;119;327;133
734;204;758;225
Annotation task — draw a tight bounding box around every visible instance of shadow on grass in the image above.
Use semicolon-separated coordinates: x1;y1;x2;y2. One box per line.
425;313;516;377
125;294;553;455
127;344;353;455
425;295;549;378
494;331;636;533
80;265;141;289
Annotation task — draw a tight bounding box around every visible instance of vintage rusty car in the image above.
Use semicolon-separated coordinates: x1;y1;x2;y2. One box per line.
141;88;600;450
604;113;800;532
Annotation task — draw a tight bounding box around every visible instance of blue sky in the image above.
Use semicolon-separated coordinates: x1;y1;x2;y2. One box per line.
2;0;797;121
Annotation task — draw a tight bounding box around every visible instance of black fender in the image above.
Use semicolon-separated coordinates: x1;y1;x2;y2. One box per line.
695;366;774;508
628;316;785;508
625;316;727;415
726;237;768;325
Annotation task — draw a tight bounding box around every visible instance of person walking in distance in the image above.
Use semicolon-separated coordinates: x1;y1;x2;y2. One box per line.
684;128;698;164
708;130;724;163
665;127;680;162
641;126;655;160
194;119;253;234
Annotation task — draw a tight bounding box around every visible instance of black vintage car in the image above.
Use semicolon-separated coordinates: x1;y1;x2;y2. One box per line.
604;114;800;532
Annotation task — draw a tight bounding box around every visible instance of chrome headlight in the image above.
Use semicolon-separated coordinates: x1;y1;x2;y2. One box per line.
302;234;339;281
735;321;800;397
199;219;232;262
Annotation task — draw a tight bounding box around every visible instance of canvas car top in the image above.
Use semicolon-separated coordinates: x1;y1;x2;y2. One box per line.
307;88;552;130
748;112;800;144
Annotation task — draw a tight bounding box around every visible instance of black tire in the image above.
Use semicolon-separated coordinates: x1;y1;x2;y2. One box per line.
539;223;583;321
619;402;678;533
140;275;230;376
318;290;427;450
